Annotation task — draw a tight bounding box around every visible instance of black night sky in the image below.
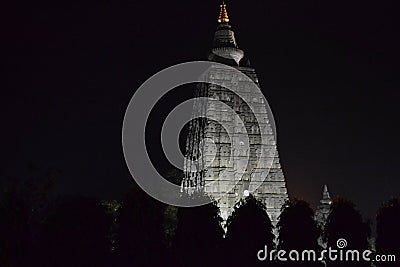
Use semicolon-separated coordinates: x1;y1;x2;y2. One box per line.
2;0;399;223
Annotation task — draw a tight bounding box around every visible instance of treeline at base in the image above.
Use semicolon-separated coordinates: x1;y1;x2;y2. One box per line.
0;173;399;267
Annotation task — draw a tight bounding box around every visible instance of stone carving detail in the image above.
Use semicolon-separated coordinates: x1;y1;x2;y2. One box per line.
181;2;289;226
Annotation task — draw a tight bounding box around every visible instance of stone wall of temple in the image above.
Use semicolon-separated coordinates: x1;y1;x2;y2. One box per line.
182;64;288;225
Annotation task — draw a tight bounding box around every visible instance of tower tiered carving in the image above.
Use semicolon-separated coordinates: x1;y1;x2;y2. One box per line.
182;2;288;225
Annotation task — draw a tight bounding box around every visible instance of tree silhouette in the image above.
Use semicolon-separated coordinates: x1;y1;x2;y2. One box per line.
225;195;275;266
40;196;111;267
114;184;166;267
376;197;400;267
324;198;370;267
163;205;178;250
171;192;224;267
0;187;31;267
0;168;56;267
277;199;322;266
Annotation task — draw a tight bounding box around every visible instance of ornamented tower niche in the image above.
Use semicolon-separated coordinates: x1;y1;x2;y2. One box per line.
315;184;332;248
315;184;332;227
182;2;288;226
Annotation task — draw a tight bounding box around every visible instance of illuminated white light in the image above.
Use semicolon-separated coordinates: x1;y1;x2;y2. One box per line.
243;190;249;197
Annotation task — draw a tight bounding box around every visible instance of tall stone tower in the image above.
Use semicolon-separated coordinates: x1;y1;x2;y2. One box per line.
315;185;332;248
182;2;288;225
315;185;332;227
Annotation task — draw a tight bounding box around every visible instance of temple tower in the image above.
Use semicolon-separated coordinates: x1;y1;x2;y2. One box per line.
315;184;332;227
315;185;332;250
182;2;288;226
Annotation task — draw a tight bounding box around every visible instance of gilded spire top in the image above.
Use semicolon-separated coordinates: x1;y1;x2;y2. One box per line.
218;1;230;23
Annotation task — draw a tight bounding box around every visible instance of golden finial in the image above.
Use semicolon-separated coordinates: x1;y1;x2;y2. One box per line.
218;1;230;23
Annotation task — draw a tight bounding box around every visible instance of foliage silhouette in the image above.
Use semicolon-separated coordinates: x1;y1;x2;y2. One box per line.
0;188;31;267
114;184;167;267
277;199;322;266
40;196;111;267
225;195;275;266
324;198;370;267
3;171;397;267
171;192;224;267
376;197;400;267
0;169;56;267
